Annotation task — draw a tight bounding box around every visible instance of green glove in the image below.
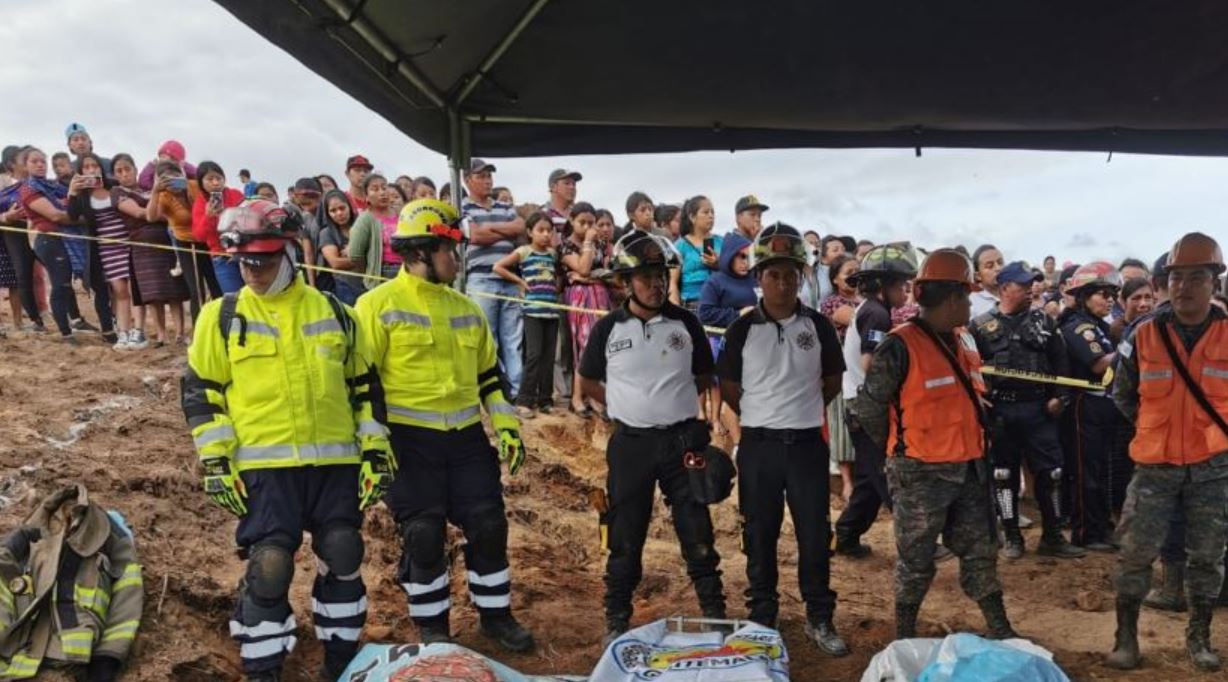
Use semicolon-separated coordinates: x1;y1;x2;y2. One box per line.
202;457;247;517
497;429;524;475
358;449;396;511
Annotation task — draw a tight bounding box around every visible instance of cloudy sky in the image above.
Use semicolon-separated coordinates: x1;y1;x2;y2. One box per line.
6;0;1226;266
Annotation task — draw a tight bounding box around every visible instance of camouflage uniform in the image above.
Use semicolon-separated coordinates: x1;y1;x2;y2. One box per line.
855;331;1008;636
1113;307;1228;604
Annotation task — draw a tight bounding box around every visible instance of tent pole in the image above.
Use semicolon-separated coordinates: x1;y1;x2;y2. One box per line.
448;107;469;292
454;0;552;106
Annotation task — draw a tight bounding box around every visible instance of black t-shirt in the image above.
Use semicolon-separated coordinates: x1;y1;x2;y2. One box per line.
856;297;893;354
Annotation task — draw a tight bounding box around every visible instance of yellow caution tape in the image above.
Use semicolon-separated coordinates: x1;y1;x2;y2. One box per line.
982;365;1112;391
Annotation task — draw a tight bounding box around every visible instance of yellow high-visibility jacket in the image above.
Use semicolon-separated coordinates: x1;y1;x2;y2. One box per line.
182;277;390;470
355;269;518;433
0;486;142;679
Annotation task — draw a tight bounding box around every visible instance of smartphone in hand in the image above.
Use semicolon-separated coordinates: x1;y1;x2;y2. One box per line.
703;237;715;254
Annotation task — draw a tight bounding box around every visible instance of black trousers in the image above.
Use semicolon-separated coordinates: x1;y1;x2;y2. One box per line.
604;424;724;624
835;429;892;543
554;309;573;401
1068;393;1123;546
1;229;41;324
33;234;112;336
386;423;511;624
519;315;558;408
739;428;837;624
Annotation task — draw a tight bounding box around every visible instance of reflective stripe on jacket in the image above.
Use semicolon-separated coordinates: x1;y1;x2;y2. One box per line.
1131;317;1228;465
356;269;518;433
181;277;390;470
887;322;987;463
0;486;142;676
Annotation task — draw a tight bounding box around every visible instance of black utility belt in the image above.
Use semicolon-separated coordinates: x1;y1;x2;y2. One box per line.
740;426;823;444
614;420;688;437
990;391;1047;403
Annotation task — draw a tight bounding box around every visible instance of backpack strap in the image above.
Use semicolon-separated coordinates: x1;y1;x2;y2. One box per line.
217;293;246;353
1156;320;1228;439
320;291;355;370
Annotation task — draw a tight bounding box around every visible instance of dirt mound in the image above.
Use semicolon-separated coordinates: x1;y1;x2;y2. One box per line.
0;322;1215;681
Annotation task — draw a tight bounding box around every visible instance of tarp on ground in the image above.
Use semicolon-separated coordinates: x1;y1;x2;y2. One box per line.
592;619;789;682
860;633;1069;682
338;642;586;682
215;1;1228;157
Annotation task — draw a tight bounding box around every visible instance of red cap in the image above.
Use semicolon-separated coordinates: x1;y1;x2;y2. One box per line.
346;155;373;171
158;140;186;163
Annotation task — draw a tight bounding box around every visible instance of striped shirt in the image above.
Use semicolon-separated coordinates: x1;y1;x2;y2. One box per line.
463;198;518;276
516;246;560;318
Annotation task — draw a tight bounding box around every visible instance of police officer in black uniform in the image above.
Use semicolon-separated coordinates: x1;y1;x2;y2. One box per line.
971;261;1085;560
579;231;727;646
1058;261;1125;551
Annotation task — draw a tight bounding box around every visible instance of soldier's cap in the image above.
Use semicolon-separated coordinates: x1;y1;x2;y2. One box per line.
997;260;1043;285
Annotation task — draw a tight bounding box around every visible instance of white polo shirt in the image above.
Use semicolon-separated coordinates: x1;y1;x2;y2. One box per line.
579;303;713;428
717;303;845;429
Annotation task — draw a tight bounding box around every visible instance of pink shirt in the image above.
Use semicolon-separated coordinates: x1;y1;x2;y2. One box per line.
379;213;402;266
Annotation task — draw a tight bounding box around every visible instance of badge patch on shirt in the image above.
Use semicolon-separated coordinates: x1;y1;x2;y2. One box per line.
867;330;887;343
984;320;1000;333
608;338;632;355
1082;329;1097;342
667;331;688;352
795;330;817;351
1089;342;1103;354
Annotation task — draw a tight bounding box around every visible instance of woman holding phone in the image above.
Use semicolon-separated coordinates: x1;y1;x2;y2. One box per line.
675;195;721;312
18;147;113;343
67;153;137;349
191;161;245;294
148;160;217;323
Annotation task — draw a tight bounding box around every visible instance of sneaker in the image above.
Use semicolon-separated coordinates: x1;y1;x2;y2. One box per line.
71;318;99;333
102;330;119;344
537;403;552;414
804;619;850;657
516;405;536;419
24;321;49;334
112;332;132;351
128;328;149;350
60;334;81;346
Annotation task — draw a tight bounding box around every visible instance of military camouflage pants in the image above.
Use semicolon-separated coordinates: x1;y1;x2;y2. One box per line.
1114;454;1228;602
886;456;1002;606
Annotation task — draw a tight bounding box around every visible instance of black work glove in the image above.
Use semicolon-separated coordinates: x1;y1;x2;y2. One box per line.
1;526;41;561
87;655;121;682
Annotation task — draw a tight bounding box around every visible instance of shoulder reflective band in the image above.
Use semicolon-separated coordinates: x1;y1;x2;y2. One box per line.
981;365;1109;391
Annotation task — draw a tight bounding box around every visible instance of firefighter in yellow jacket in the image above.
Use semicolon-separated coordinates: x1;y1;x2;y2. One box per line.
355;198;533;652
181;199;394;681
0;485;141;681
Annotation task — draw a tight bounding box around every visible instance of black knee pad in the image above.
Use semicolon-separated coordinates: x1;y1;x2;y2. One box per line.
314;524;364;579
682;542;717;565
246;541;295;605
402;513;447;567
466;504;508;563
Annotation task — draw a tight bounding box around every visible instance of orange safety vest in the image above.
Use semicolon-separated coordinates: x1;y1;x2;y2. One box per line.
887;322;987;463
1130;317;1228;465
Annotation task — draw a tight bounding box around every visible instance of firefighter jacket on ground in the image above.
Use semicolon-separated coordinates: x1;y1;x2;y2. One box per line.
182;276;390;470
355;268;518;433
1129;316;1228;466
887;322;988;463
0;486;142;679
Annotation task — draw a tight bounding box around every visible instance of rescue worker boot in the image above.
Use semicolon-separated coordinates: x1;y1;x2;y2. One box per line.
1186;599;1221;672
1036;529;1086;559
416;614;452;645
1001;527;1025;561
480;611;536;653
834;535;872;559
1142;561;1187;612
895;602;920;639
804;617;849;657
1104;597;1141;670
977;592;1018;640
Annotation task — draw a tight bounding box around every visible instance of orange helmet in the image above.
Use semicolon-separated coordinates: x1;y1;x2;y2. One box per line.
218;199;293;254
1066;261;1122;296
1167;232;1225;274
915;249;975;286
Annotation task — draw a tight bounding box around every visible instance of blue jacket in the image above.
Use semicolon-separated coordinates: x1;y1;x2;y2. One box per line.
698;233;758;328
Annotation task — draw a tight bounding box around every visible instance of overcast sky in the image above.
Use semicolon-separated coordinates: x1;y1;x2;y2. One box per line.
5;0;1226;266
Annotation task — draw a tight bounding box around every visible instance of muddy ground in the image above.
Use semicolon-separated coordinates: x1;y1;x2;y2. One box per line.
0;317;1222;681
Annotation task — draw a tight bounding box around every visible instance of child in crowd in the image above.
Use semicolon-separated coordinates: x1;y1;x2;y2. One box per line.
494;211;560;417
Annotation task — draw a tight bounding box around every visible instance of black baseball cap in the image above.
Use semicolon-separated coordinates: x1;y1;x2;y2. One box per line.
735;194;769;214
466;158;497;175
997;260;1043;285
